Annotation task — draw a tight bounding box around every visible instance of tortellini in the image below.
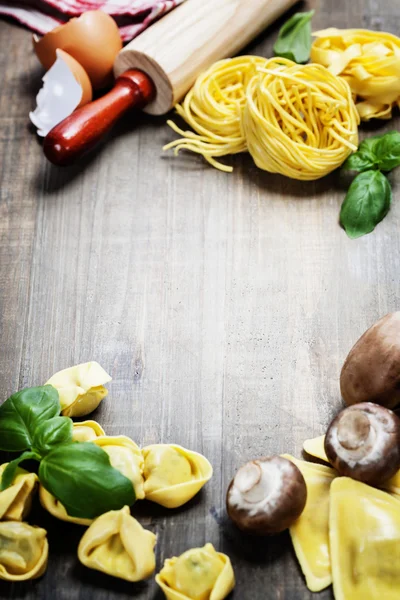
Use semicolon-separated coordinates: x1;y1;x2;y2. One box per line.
39;485;93;526
0;465;38;522
142;444;213;508
156;543;235;600
0;521;48;581
330;477;400;599
46;361;111;417
78;505;156;581
311;28;400;120
93;436;145;500
72;420;106;442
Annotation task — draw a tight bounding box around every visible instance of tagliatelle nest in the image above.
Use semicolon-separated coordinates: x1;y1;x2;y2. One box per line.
243;59;359;180
165;56;359;179
311;28;400;120
164;56;266;172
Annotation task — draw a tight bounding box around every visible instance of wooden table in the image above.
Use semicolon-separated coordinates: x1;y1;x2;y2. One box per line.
1;0;400;598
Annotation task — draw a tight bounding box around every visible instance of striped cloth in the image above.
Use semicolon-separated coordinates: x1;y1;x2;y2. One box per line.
0;0;185;41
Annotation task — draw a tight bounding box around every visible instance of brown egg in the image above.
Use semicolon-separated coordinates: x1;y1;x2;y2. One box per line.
56;49;92;107
33;10;122;89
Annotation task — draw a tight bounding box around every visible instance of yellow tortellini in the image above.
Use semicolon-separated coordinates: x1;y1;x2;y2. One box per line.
156;543;235;600
330;477;400;599
39;435;144;524
39;485;93;526
311;28;400;120
0;465;38;522
93;436;145;500
142;444;213;508
78;505;156;581
284;455;337;592
46;361;111;417
72;420;106;442
0;521;48;581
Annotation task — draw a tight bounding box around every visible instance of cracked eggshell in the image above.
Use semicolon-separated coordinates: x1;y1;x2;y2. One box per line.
29;49;92;137
33;10;122;90
57;49;92;106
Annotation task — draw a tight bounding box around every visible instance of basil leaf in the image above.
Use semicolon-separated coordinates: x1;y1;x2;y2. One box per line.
342;152;376;173
373;131;400;172
1;451;40;491
39;443;135;519
357;136;380;157
32;417;73;456
0;386;60;452
273;11;314;64
340;170;392;239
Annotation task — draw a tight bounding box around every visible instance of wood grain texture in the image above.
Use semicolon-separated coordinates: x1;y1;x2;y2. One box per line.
1;1;400;598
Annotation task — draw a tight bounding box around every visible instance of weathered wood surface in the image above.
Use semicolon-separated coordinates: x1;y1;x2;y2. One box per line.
1;1;400;598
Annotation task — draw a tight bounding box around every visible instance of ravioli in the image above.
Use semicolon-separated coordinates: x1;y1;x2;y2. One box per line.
0;465;38;522
142;444;213;508
330;477;400;600
46;361;111;417
78;505;156;581
283;455;336;592
0;521;48;581
156;543;235;600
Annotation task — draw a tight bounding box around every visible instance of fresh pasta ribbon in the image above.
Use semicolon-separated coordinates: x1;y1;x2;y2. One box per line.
165;56;358;179
311;28;400;120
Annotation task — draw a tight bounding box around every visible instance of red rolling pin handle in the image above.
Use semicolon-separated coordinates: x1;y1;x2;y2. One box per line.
43;70;155;166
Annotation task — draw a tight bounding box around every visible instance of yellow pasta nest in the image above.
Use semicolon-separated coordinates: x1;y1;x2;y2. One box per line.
311;28;400;120
164;56;359;180
164;56;266;172
244;59;359;180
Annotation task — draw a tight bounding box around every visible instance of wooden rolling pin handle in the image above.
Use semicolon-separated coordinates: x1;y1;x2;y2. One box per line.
43;70;155;166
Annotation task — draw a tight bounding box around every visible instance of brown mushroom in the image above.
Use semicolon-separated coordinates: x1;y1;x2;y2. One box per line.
340;312;400;409
325;402;400;485
226;456;307;535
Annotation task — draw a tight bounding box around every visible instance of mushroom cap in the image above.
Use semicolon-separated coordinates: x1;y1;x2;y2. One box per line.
340;312;400;409
226;456;307;535
325;402;400;485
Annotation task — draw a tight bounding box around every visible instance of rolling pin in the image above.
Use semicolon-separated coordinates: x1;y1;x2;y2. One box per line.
44;0;298;166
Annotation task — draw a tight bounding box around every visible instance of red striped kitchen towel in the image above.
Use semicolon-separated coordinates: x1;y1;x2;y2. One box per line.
0;0;185;41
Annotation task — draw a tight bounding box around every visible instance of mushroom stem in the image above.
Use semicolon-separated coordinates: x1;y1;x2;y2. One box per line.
337;410;371;450
325;402;400;485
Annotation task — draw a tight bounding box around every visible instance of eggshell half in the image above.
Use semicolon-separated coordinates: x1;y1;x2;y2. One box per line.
33;10;122;89
56;49;92;107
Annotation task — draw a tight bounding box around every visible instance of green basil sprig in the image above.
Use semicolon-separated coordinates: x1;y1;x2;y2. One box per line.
40;443;135;519
0;386;60;452
0;385;135;519
340;131;400;238
273;11;315;64
340;171;392;239
32;416;73;456
343;131;400;173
